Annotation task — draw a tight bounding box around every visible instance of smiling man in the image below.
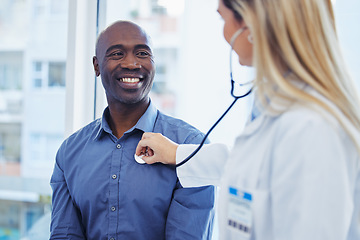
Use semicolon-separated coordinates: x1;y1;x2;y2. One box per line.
49;21;215;240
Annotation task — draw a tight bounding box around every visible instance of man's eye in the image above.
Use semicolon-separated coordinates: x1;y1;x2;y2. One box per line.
137;51;151;58
109;51;124;57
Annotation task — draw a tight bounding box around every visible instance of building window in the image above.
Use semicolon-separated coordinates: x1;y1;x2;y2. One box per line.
32;61;44;88
48;62;66;87
34;61;42;72
0;123;21;163
0;201;20;238
0;64;22;90
29;133;63;162
151;0;167;15
32;61;66;89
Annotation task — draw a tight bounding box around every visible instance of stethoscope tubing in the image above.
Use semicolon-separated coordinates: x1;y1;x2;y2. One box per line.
176;27;254;167
176;86;252;167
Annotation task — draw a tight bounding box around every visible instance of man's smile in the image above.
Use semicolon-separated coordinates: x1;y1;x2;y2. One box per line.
120;77;140;83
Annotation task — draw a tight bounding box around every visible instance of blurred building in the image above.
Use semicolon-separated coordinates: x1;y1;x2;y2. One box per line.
0;0;185;239
0;0;68;239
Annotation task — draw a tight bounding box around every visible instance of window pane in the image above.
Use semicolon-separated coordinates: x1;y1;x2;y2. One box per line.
34;62;42;72
0;124;21;164
48;62;66;87
0;52;22;90
0;201;20;239
32;62;43;88
0;0;68;239
33;78;42;88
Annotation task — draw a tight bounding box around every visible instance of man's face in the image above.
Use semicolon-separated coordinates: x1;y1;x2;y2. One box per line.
93;22;155;105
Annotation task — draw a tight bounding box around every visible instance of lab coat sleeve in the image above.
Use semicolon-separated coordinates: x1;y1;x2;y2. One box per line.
271;116;355;240
50;144;85;239
176;143;230;188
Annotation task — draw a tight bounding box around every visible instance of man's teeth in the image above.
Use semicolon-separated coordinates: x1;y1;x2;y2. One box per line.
121;78;140;83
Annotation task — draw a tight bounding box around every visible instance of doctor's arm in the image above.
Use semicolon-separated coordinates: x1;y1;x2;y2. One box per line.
50;145;85;239
136;132;229;187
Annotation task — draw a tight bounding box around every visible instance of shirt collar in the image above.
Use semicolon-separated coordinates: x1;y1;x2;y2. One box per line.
94;100;158;140
132;100;158;133
93;108;111;140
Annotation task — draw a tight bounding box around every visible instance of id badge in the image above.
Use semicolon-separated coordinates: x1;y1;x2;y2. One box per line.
227;186;253;239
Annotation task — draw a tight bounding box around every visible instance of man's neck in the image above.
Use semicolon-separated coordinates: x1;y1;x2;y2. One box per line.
107;100;150;139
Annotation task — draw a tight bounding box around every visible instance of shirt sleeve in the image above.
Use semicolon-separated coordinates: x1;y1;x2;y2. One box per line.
271;116;356;240
176;143;230;187
50;144;86;239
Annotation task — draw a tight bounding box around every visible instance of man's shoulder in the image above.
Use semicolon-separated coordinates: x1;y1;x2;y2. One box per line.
64;118;102;144
56;118;102;158
156;111;201;132
154;111;207;144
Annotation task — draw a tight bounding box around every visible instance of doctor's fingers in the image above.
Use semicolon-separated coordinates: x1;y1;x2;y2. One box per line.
136;133;178;165
136;133;159;155
138;132;171;152
135;139;150;156
135;138;168;165
141;154;160;165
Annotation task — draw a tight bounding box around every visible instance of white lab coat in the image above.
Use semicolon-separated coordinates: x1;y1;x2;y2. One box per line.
176;86;360;240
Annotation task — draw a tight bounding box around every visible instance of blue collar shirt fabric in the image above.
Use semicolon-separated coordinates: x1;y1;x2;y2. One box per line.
50;101;215;240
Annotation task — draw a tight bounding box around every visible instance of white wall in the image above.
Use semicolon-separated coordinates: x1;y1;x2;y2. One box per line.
175;0;252;148
334;0;360;89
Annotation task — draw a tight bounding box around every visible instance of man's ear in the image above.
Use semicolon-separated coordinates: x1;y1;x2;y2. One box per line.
93;56;100;77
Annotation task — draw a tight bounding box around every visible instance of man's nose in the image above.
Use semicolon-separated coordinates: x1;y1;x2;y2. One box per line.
121;55;141;69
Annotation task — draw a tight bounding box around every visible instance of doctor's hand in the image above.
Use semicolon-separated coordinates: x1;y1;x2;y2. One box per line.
135;132;178;165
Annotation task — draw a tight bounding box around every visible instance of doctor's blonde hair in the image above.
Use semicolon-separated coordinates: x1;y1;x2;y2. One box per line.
227;0;360;151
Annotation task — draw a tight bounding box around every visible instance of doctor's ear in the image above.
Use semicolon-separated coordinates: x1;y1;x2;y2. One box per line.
93;56;101;77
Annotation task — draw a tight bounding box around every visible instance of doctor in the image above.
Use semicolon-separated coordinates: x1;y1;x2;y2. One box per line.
136;0;360;239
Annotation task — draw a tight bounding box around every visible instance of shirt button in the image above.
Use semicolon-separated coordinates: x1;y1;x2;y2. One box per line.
111;206;116;211
112;174;117;179
116;144;121;149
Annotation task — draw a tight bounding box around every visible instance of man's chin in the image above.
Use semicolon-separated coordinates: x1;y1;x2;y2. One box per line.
118;97;149;106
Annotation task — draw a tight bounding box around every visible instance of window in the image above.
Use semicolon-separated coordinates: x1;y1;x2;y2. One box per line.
29;133;63;162
48;62;66;87
32;61;66;88
0;52;22;90
0;124;21;164
0;201;20;239
0;0;68;239
32;61;44;88
151;0;167;15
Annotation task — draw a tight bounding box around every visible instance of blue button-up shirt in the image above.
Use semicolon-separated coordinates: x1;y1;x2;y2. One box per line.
50;101;215;240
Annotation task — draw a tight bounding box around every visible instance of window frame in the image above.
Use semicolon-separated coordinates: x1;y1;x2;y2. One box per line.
65;0;105;137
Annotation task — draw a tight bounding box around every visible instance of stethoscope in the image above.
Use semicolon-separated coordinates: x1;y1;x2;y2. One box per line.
176;27;253;167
